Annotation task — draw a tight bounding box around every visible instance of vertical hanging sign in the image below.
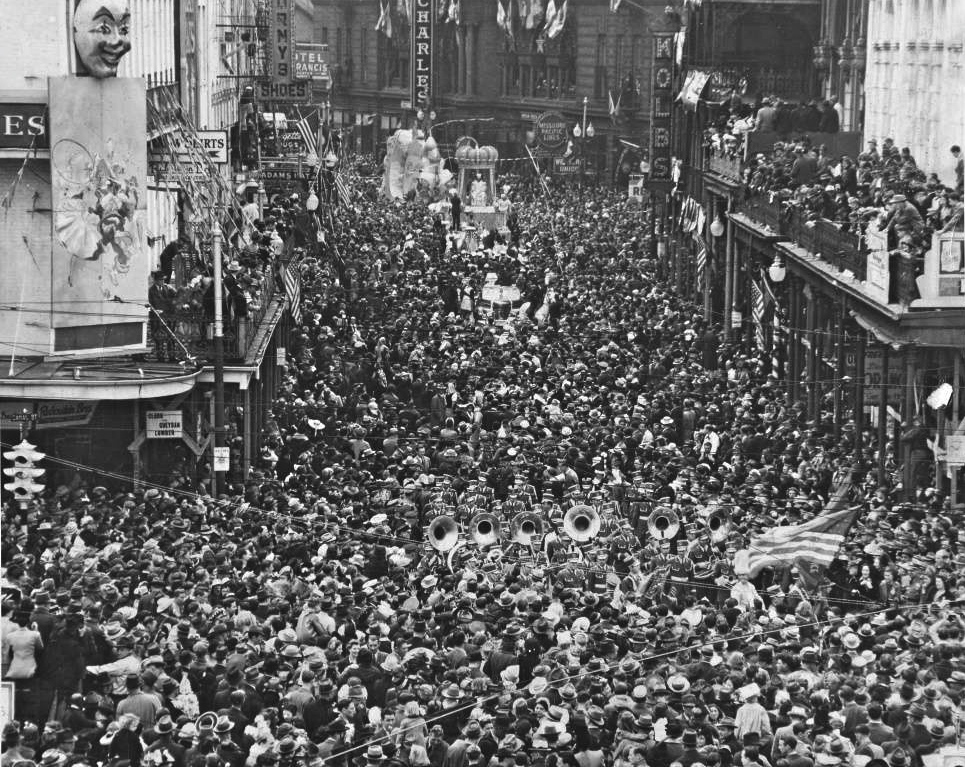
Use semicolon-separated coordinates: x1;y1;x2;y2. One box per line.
260;0;308;101
411;0;435;107
649;32;675;189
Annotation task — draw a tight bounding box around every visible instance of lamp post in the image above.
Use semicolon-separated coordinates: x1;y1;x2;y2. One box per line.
573;96;595;188
211;219;226;496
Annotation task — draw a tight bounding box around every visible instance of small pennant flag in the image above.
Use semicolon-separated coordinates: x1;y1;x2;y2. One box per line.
397;0;410;23
608;90;621;119
610;0;622;10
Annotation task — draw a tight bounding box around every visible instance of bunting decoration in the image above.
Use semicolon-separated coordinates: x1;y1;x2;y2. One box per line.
610;0;622;10
608;90;622;120
448;0;461;24
397;0;410;24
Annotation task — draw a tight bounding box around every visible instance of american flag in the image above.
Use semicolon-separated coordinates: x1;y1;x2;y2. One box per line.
284;262;302;325
694;234;707;282
334;174;351;207
295;110;318;160
751;279;766;349
734;486;858;577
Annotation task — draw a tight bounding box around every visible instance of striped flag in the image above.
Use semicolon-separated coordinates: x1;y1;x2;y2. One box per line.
284;262;302;325
751;279;766;349
334;174;351;207
694;234;707;282
295;109;318;162
734;487;858;577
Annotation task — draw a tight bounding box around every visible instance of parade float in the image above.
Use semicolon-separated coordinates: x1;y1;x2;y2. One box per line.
382;130;452;200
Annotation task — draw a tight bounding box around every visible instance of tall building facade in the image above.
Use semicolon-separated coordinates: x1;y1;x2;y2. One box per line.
0;0;290;489
668;0;965;503
313;0;671;187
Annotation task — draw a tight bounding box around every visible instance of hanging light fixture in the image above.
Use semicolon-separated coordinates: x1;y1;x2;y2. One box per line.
586;122;595;138
306;188;319;211
768;255;786;283
710;216;725;237
573;122;583;138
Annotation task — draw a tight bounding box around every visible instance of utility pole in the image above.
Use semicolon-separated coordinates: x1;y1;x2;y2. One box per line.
212;220;226;496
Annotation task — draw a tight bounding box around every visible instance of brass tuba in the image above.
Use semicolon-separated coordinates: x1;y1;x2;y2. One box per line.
706;507;730;543
647;506;680;540
427;515;460;551
469;512;502;547
510;511;543;545
563;504;601;543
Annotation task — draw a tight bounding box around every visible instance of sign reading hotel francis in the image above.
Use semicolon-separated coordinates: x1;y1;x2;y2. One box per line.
411;0;434;108
259;0;308;102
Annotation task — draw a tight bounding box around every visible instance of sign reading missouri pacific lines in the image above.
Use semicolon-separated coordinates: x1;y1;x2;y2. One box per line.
411;0;434;107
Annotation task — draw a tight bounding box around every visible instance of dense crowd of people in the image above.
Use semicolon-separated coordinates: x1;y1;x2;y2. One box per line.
703;96;964;265
3;158;965;767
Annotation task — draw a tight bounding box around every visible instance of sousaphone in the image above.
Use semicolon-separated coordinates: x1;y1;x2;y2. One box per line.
706;506;730;543
427;515;459;551
510;511;543;545
563;504;601;543
647;506;680;540
469;512;501;547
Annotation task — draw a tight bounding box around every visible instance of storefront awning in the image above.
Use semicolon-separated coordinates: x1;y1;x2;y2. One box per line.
848;309;915;350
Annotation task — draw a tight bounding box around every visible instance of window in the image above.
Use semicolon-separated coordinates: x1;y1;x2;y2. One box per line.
615;35;624;93
321;27;328;46
378;34;408;89
594;34;608;99
360;29;367;81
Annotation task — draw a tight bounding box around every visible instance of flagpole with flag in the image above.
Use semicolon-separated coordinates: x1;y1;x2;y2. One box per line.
733;484;860;580
545;0;566;38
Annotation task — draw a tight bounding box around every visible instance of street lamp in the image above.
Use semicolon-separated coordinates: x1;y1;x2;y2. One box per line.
573;96;595;187
768;254;786;283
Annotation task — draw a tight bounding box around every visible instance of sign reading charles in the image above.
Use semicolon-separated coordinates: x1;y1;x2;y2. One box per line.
73;0;132;78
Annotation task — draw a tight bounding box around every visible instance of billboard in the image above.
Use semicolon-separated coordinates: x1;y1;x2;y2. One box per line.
48;76;148;354
293;43;330;82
